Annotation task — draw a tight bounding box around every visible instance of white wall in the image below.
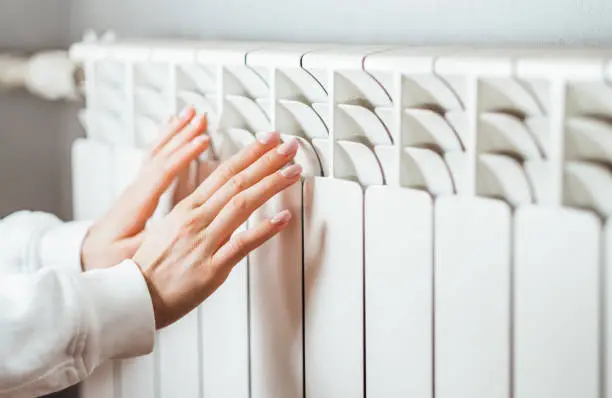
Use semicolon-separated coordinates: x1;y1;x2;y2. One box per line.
68;0;612;45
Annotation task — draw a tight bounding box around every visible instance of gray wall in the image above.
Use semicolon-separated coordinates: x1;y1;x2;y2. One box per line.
0;0;74;219
0;0;69;50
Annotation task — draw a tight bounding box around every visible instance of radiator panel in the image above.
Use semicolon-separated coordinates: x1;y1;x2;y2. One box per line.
69;40;612;398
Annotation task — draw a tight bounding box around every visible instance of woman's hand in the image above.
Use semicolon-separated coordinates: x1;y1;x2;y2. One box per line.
133;131;302;329
81;106;209;271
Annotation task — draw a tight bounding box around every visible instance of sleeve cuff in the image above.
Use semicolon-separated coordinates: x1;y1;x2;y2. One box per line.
79;260;155;367
39;220;93;273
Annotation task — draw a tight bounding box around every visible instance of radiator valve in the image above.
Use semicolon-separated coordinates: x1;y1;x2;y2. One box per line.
0;50;80;101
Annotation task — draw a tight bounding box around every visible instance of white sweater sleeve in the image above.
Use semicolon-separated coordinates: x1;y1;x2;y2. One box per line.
0;211;92;274
0;211;155;397
0;260;155;397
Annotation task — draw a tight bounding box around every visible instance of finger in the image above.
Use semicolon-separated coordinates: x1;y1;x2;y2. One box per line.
187;131;281;207
195;138;298;227
196;159;218;184
211;209;292;272
164;135;210;183
111;136;209;237
150;106;196;155
205;163;302;249
159;113;208;158
173;159;199;204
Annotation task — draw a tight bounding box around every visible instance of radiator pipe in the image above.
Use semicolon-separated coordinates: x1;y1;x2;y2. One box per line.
0;50;83;101
0;30;117;101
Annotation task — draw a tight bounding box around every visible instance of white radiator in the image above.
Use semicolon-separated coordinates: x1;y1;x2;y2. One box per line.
69;39;612;398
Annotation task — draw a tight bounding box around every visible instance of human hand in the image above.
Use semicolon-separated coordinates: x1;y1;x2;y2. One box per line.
81;106;209;271
132;132;302;329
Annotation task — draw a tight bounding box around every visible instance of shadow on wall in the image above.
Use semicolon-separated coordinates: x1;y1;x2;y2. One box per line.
42;385;78;398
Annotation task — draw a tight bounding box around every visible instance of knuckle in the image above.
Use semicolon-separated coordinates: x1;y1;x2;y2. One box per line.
212;167;233;187
178;220;197;237
231;234;247;253
199;228;211;248
174;198;194;213
265;174;282;193
229;195;249;214
268;172;281;186
228;174;247;193
177;211;201;235
185;215;200;231
221;162;240;181
262;152;276;168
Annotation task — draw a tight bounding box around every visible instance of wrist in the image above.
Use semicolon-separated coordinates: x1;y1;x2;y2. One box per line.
131;255;166;329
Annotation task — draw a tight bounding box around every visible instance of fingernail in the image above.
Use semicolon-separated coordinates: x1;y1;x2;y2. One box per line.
190;114;205;125
280;163;302;178
179;106;193;119
256;131;279;145
271;209;292;225
277;138;299;156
